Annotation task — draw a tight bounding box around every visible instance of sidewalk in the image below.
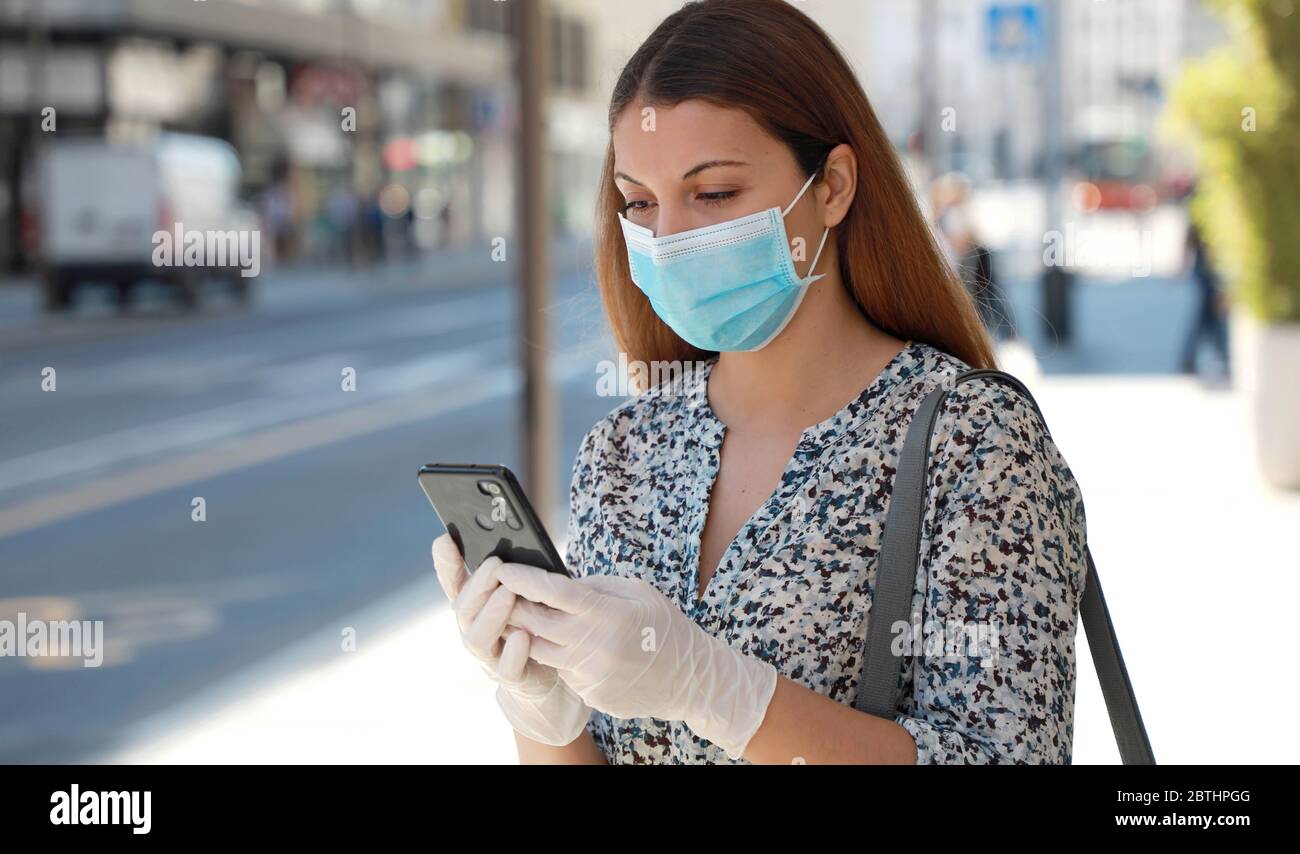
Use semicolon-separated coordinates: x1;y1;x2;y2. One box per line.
1028;369;1298;765
99;572;521;764
98;345;1298;765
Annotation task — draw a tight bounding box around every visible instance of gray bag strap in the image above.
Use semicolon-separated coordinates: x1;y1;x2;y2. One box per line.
853;368;1155;765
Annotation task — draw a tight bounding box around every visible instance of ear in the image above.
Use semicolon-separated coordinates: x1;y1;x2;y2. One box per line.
818;143;858;229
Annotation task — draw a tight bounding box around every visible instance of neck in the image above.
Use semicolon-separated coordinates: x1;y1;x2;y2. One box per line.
706;249;905;434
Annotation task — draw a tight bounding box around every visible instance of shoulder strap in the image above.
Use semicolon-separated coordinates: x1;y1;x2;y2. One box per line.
854;368;1155;765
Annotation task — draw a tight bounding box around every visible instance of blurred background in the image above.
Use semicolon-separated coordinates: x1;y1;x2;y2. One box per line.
0;0;1296;764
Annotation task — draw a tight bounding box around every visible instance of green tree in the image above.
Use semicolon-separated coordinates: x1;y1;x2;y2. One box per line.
1164;0;1300;322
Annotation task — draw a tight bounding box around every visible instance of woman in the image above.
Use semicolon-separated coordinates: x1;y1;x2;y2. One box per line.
432;0;1087;765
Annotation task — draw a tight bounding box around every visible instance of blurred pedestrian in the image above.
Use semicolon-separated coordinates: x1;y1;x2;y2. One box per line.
1180;218;1230;375
438;198;453;250
325;183;358;266
931;173;1017;341
261;179;295;263
359;190;384;264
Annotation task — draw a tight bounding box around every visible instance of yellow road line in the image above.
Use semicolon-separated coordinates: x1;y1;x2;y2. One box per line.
0;369;514;540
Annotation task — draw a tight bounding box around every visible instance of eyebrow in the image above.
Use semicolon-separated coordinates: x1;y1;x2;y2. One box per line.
614;159;750;186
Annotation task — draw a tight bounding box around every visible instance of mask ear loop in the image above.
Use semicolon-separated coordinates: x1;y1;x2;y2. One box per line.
781;168;821;217
782;162;831;283
803;226;830;283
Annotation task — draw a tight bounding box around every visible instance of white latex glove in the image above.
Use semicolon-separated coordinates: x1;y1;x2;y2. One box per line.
431;534;591;747
495;564;779;761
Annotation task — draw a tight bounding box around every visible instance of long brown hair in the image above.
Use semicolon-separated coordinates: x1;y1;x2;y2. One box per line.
594;0;997;370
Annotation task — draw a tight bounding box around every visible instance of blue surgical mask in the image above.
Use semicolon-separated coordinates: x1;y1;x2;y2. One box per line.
618;169;830;352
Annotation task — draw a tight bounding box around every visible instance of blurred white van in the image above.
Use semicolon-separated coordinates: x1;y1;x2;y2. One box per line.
36;133;258;311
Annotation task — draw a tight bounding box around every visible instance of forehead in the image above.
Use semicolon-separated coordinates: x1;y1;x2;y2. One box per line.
612;98;781;175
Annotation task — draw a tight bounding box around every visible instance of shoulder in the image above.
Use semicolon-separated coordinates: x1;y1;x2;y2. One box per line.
920;354;1087;550
571;357;713;476
937;376;1048;461
901;343;1083;514
898;343;1052;462
910;352;1089;593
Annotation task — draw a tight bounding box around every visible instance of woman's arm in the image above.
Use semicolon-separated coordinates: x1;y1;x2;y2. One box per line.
742;676;916;764
513;727;609;764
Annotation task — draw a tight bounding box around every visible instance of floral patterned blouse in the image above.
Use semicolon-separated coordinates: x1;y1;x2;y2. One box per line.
562;339;1087;764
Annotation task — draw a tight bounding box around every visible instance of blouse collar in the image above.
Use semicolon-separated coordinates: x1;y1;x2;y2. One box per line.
683;340;923;455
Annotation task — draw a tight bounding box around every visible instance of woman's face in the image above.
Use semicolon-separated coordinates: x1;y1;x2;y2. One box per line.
611;98;824;249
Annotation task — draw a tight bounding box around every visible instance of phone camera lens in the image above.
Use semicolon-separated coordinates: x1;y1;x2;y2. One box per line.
474;513;496;531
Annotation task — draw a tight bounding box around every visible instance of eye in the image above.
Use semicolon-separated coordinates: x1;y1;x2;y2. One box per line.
621;199;657;219
697;190;738;207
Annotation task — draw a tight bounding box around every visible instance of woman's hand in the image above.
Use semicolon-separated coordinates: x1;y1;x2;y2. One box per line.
430;533;591;746
495;565;778;760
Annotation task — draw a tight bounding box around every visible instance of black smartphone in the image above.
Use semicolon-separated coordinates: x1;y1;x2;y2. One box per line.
417;463;570;577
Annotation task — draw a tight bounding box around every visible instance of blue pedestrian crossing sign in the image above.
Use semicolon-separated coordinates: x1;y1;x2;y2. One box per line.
986;3;1043;60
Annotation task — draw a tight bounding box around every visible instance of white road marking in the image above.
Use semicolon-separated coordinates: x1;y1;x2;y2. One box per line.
0;345;500;495
0;347;599;539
